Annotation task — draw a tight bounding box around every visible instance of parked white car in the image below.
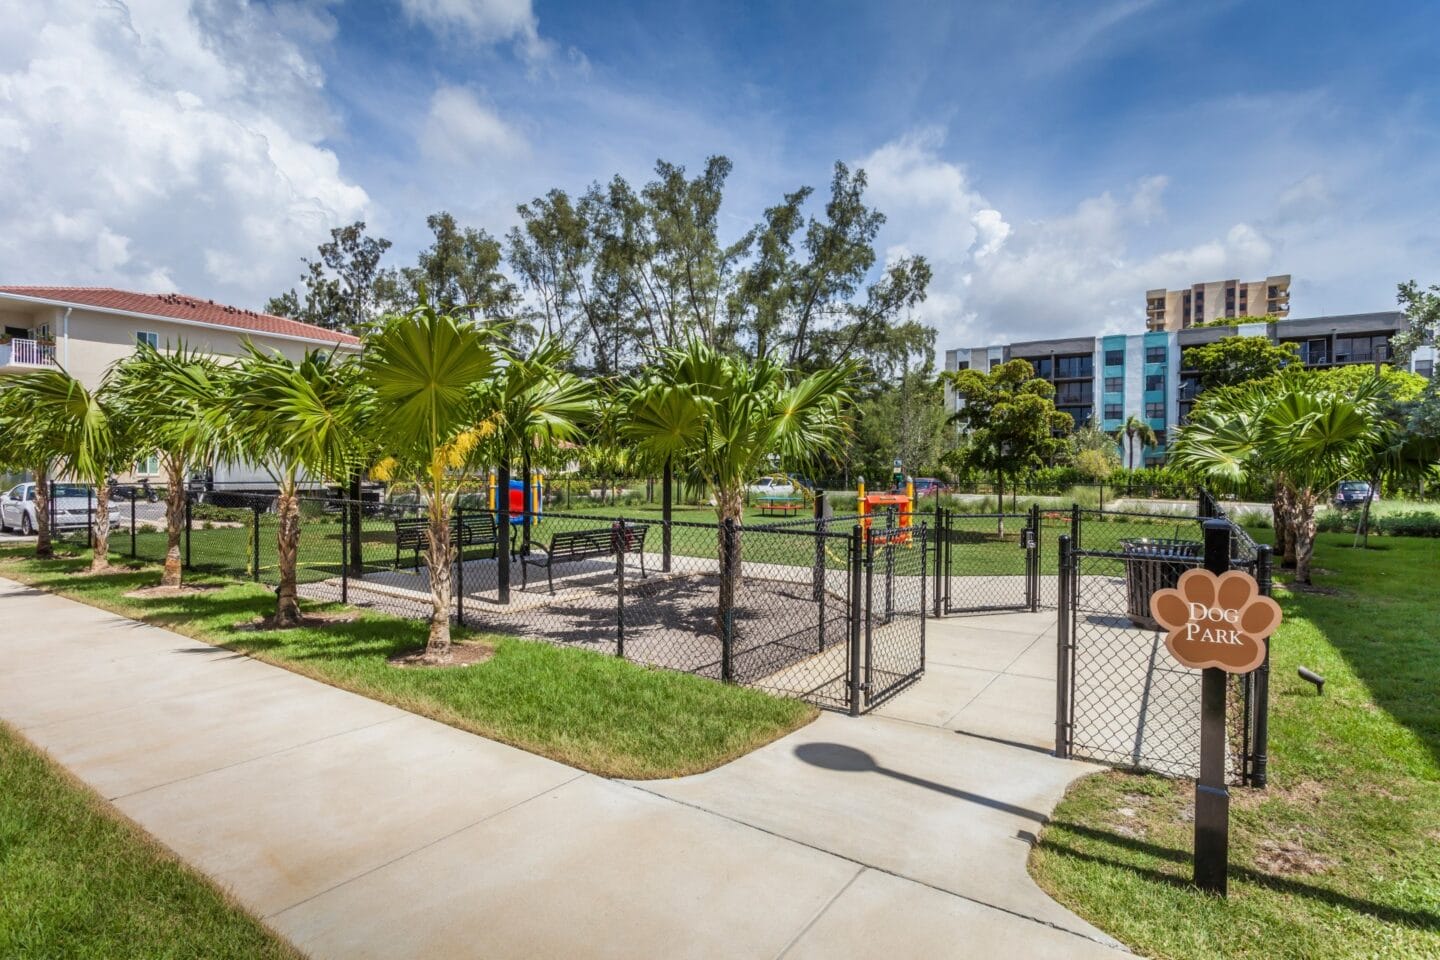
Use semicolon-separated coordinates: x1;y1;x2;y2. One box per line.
0;483;120;535
746;476;797;497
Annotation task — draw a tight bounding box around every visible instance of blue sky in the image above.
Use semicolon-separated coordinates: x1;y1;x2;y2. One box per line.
3;0;1438;349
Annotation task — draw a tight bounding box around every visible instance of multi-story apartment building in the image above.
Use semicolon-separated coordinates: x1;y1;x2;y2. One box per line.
1145;275;1291;331
945;311;1434;465
0;286;360;483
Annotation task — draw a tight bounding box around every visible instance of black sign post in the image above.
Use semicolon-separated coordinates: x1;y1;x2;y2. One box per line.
1195;518;1233;895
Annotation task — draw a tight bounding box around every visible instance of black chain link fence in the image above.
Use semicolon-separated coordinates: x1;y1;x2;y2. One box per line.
1057;501;1272;786
43;484;924;714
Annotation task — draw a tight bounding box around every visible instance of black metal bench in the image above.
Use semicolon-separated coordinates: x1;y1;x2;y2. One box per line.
393;513;500;569
522;523;650;593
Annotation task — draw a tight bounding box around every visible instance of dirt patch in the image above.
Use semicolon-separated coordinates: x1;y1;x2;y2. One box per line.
389;641;495;668
1287;583;1339;596
235;611;360;632
123;583;223;599
1236;778;1327;810
1254;838;1335;876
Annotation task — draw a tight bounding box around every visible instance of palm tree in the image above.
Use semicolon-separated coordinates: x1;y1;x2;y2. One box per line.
217;346;365;626
472;337;592;602
1116;414;1158;472
364;302;497;662
1173;372;1384;583
0;381;73;558
1;369;136;572
112;343;226;588
622;340;855;625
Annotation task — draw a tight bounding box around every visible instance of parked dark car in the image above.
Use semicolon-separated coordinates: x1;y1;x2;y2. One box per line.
1333;481;1378;507
901;477;948;496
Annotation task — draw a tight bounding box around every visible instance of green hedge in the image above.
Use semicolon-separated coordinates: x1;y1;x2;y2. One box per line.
1317;509;1440;538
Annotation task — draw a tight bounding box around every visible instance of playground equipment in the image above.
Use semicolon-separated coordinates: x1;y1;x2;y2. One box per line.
486;470;545;524
857;475;915;544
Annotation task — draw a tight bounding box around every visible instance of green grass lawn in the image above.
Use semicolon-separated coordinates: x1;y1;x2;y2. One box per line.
1029;532;1440;959
0;548;815;779
0;721;299;959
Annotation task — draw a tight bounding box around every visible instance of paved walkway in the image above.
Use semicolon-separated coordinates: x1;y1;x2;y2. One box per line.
0;578;1125;958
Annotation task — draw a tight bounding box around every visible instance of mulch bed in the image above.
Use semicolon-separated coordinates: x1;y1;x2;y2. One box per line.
388;641;495;668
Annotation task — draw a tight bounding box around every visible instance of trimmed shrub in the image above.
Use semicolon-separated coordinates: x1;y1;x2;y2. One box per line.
1318;509;1440;538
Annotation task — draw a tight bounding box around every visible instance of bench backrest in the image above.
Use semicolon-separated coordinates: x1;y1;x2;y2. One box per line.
548;523;650;561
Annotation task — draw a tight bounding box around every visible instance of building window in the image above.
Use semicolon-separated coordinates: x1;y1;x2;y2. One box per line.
953;360;969;371
1145;374;1165;392
136;331;159;349
1145;401;1165;419
1032;357;1052;378
1104;377;1123;394
1055;355;1093;379
1105;349;1124;367
135;453;160;476
1056;382;1093;405
1104;403;1123;420
1145;345;1166;363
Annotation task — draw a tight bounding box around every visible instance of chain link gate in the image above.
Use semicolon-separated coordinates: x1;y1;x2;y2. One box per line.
932;505;1041;615
1054;522;1273;785
854;522;928;711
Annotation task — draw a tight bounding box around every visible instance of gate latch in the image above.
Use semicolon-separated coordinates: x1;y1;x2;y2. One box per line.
1021;528;1037;550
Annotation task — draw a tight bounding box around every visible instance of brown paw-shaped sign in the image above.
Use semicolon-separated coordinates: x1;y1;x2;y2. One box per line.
1150;569;1281;674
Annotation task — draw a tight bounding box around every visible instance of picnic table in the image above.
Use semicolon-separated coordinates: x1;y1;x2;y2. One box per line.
756;497;806;517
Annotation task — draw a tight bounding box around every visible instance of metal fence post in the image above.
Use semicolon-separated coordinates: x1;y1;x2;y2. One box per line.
130;492;137;558
932;506;944;619
497;459;511;605
340;500;349;603
864;536;876;704
1056;534;1072;758
1251;544;1273;789
455;502;465;626
184;491;192;569
616;518;626;660
251;505;261;581
812;489;826;602
87;486;94;549
662;457;673;574
1196;518;1234;895
847;524;863;717
720;517;735;682
919;521;928;673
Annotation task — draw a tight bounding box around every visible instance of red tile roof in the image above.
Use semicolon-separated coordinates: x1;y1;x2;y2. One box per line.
0;286;360;346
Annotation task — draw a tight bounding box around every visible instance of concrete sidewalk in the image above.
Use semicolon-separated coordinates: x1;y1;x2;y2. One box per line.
0;578;1124;958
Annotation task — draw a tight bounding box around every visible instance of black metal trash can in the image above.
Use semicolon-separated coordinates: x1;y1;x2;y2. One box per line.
1120;538;1203;628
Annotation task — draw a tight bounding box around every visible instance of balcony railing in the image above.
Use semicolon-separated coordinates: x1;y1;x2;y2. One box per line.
0;338;57;368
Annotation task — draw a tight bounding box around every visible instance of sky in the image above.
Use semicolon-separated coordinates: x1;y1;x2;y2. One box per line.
3;0;1439;353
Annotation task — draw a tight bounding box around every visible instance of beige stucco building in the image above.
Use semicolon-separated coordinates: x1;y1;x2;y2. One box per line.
1145;275;1290;331
0;286;360;483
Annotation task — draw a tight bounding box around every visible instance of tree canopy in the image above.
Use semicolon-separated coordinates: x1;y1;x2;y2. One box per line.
1182;335;1299;391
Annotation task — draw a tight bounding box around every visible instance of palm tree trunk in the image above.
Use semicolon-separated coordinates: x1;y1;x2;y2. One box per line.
33;463;52;559
89;481;111;573
1276;483;1297;569
423;496;454;663
716;486;744;635
274;486;302;626
1292;487;1319;584
1270;493;1290;561
162;456;185;587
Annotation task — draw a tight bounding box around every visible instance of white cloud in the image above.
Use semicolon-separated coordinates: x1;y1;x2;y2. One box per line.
859;131;1280;349
422;86;529;166
398;0;546;56
0;0;368;306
